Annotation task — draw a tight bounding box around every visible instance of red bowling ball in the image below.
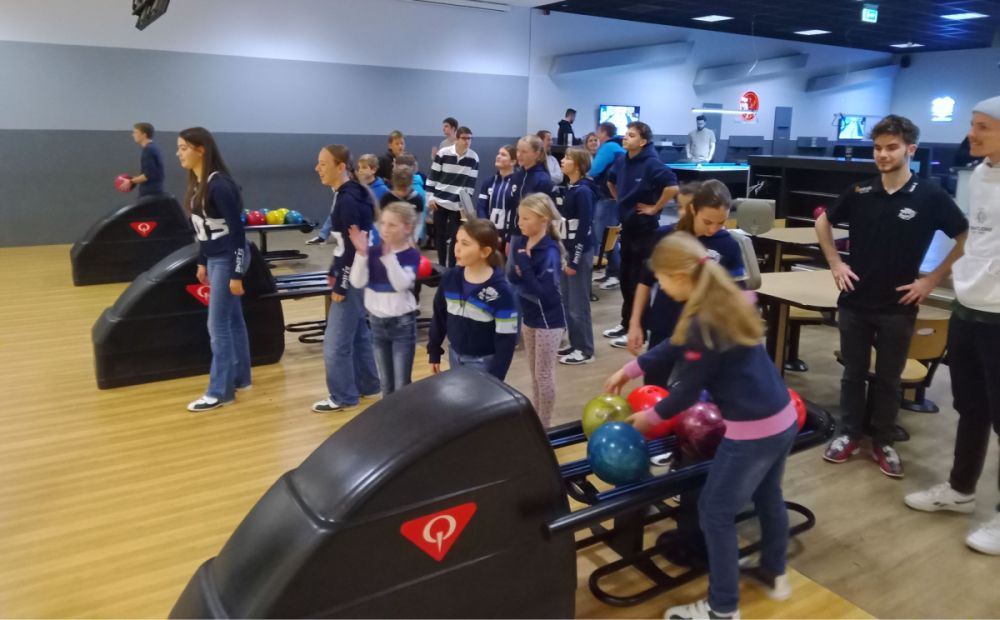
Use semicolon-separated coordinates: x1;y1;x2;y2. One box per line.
246;210;266;226
417;255;434;279
114;173;132;193
789;388;807;430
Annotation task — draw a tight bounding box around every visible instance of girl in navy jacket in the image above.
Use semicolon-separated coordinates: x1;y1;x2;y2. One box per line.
476;145;517;240
312;145;381;413
625;181;745;387
177;127;252;413
427;219;519;380
555;147;597;365
509;193;566;427
507;135;554;243
606;232;797;620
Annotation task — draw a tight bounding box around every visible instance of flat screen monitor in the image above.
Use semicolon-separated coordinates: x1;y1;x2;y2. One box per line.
837;114;866;140
598;105;640;135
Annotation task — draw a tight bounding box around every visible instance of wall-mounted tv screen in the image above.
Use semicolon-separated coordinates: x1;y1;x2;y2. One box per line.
598;105;640;135
837;114;866;140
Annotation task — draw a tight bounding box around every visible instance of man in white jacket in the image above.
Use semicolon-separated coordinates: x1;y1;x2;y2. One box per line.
905;95;1000;556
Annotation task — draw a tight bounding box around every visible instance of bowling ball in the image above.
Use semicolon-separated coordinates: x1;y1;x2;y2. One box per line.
266;210;284;225
646;415;679;441
674;402;726;461
240;210;248;224
417;255;434;279
582;393;633;438
789;388;807;431
114;173;132;193
588;422;650;486
627;384;668;413
284;210;304;225
275;208;289;220
813;205;826;220
246;210;266;226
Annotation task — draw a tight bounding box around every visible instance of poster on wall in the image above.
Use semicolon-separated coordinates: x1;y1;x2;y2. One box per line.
738;91;760;123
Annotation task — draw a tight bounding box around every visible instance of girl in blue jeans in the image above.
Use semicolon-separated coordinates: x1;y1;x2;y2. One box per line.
312;145;381;413
348;202;422;396
605;232;798;620
176;127;252;413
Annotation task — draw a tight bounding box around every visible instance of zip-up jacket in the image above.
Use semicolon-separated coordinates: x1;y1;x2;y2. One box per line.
554;177;597;269
591;138;625;200
427;267;519;380
477;171;515;231
327;180;376;296
192;171;248;278
508;234;566;329
609;143;678;235
506;163;553;241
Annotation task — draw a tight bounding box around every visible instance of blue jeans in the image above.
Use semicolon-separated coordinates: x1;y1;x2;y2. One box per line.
318;213;333;240
592;198;620;277
205;253;252;401
699;423;797;614
369;312;417;396
323;286;380;405
448;347;495;376
560;250;594;356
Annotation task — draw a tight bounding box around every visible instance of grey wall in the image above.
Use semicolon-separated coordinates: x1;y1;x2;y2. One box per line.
0;40;528;246
0;131;513;247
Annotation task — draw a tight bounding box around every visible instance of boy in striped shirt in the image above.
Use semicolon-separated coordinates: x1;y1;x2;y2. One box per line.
427;126;479;267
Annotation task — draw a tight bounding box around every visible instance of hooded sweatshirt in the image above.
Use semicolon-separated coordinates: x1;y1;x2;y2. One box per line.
508;234;566;330
327;180;376;296
477;171;515;232
506;163;553;241
554;177;597;270
609;142;678;235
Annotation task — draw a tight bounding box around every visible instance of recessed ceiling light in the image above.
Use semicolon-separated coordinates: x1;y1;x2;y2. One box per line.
795;29;831;35
942;11;988;20
890;42;925;48
692;15;733;22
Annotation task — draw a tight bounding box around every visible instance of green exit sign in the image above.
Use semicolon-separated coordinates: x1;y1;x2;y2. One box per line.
862;4;879;23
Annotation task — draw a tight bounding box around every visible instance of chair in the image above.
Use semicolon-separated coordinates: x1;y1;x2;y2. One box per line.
734;198;775;236
834;314;951;415
729;229;761;291
591;225;621;302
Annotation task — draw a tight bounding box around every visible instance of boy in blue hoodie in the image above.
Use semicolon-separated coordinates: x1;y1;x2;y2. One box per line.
590;122;626;289
604;121;679;342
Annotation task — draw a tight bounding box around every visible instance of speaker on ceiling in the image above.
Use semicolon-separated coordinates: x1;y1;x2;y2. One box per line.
900;55;912;69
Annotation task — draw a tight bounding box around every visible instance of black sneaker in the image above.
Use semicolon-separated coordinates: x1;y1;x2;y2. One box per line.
311;398;357;413
603;324;627;338
559;350;594;365
305;236;325;245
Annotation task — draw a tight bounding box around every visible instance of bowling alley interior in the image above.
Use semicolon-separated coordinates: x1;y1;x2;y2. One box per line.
2;1;999;618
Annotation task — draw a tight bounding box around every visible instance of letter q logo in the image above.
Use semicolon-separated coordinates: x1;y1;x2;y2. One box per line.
400;502;477;562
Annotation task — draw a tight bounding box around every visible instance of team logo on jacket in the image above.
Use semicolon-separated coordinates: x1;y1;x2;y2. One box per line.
684;350;702;361
478;286;499;302
399;502;477;562
897;207;916;221
855;185;873;194
185;284;211;306
130;221;157;237
707;249;721;263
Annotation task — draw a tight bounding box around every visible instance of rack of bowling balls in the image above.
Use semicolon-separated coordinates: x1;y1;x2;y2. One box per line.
242;208;316;263
544;387;832;607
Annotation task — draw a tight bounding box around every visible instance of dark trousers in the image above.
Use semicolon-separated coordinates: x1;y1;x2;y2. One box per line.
947;316;1000;496
838;306;916;446
434;207;462;268
619;230;654;326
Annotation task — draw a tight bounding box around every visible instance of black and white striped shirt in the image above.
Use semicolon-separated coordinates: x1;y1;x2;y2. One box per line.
427;144;479;211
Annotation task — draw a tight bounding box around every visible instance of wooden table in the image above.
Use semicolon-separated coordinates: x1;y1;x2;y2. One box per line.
756;227;849;272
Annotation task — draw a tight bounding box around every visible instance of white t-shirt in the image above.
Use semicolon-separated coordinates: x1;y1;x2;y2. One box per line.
953;158;1000;313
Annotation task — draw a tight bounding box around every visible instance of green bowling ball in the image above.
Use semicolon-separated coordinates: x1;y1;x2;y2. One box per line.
582;393;633;438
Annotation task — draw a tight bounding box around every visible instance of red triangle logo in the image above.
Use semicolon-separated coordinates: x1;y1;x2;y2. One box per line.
186;284;211;306
399;502;477;562
130;221;158;237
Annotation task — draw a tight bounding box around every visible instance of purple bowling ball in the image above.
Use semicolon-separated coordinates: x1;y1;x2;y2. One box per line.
674;402;726;461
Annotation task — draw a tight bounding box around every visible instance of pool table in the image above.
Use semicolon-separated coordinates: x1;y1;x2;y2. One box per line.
669;162;751;198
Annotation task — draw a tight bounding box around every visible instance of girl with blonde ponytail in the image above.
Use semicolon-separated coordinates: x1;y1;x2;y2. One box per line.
605;231;798;620
508;193;566;427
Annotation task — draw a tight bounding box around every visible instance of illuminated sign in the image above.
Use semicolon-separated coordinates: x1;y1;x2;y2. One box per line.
931;96;956;122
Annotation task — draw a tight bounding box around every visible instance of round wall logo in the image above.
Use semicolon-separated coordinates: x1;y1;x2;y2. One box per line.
739;91;760;121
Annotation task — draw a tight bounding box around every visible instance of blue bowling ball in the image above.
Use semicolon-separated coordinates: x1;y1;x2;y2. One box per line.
588;422;650;486
240;210;248;224
285;210;304;225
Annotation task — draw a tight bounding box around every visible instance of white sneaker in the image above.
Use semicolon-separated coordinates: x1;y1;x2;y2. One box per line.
311;398;357;413
664;599;739;619
187;396;233;412
599;276;620;290
966;513;1000;555
592;269;606;281
610;335;629;349
741;566;792;601
559;350;594;365
904;482;976;513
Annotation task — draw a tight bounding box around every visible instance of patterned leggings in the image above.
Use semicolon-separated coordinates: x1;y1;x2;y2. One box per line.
523;325;563;428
